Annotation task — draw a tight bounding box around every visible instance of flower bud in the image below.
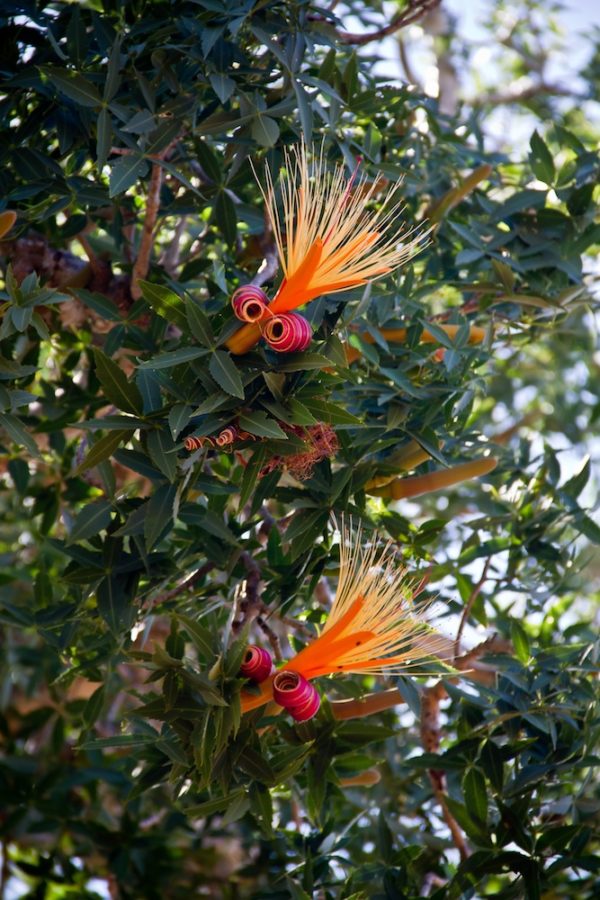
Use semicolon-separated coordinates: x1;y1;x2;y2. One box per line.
272;670;320;722
239;646;273;683
231;285;269;322
263;313;312;353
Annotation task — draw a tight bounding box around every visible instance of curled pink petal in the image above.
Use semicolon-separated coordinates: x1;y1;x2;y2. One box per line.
289;684;320;722
239;646;273;683
231;285;269;322
215;426;239;446
272;670;320;721
263;313;312;353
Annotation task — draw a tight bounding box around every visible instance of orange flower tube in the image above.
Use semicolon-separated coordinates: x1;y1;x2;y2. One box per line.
344;324;487;365
366;457;498;500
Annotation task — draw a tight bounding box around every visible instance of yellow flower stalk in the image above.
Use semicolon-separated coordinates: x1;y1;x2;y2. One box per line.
344;323;487;365
226;143;424;355
240;524;451;714
366;457;498;500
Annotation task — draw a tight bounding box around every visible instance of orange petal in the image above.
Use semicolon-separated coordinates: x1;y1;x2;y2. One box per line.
280;597;365;677
292;630;377;679
271;238;323;312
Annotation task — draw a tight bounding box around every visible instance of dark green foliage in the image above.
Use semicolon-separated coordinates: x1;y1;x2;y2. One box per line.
0;1;599;898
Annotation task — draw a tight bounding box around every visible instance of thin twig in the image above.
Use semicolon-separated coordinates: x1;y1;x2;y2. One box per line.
232;551;263;634
147;562;214;609
397;35;422;89
256;614;283;661
454;557;491;658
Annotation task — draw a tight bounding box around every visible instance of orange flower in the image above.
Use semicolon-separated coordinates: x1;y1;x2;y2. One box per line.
241;523;451;714
226;143;424;354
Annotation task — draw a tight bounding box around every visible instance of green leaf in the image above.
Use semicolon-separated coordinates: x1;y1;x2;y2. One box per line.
138;347;207;370
185;789;246;818
480;740;504;792
221;792;251;826
238;747;275;784
144;483;176;549
68;500;112;544
511;620;531;663
301;398;362;425
209;350;244;399
274;352;331;372
73;429;133;476
122;109;156;134
530;130;555;184
109;155;148;197
577;513;600;544
139;281;189;331
43;67;102;106
214;190;237;245
463;768;488;824
180;507;239;545
96;106;111;169
168;404;192;440
93;349;144;415
238;445;267;510
147;428;178;482
97;575;135;636
185;299;215;347
80;734;156;751
209;72;235;103
251;113;279;148
194;139;222;182
177;614;213;660
561;456;590;498
287;399;317;425
238;410;287;439
145;119;181;155
0;412;41;458
82;684;106;728
77;289;122;321
249;782;273;838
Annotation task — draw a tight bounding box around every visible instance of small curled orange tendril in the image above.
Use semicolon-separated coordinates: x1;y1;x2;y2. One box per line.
226;143;425;355
240;522;452;715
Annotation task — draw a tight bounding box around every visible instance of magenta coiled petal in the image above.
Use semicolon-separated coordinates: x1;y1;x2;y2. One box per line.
239;646;273;683
231;285;269;322
272;670;320;722
263;313;312;353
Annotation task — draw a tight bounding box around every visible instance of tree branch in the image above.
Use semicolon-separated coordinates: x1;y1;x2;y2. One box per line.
337;0;441;46
472;79;573;107
130;161;163;300
421;682;470;861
